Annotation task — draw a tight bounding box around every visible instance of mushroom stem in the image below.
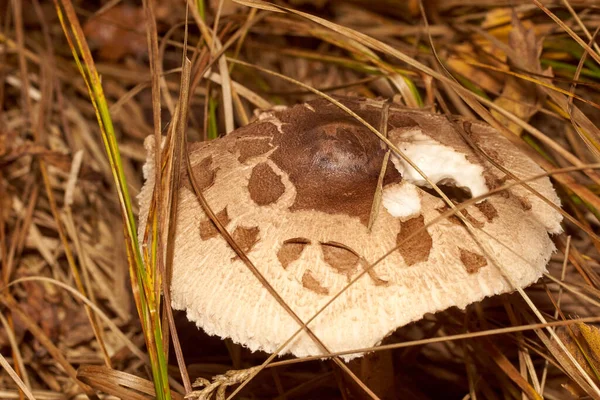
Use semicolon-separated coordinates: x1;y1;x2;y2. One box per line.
348;351;396;399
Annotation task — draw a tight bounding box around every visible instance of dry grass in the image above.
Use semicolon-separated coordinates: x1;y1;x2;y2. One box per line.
1;0;600;399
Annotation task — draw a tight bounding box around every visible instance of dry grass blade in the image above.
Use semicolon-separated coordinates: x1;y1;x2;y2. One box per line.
544;274;600;309
0;351;35;400
0;311;30;393
78;365;185;400
187;0;235;134
541;235;573;392
532;0;600;66
142;0;191;395
51;0;173;398
566;26;600;161
367;100;391;231
465;60;600;111
561;0;600;56
189;367;261;400
161;57;193;393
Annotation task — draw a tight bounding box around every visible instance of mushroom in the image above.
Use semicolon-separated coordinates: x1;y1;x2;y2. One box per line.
137;97;562;361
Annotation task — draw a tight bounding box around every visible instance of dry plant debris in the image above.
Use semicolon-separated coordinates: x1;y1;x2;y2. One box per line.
1;0;600;399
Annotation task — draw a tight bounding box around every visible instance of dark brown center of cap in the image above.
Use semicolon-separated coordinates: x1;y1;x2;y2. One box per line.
307;123;375;176
269;101;401;225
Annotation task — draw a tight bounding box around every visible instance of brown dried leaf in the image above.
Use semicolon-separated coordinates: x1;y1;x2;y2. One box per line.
506;13;544;75
448;43;504;93
83;5;147;61
580;324;600;364
556;323;600;388
492;75;547;135
491;13;547;135
3;278;61;346
492;12;600;154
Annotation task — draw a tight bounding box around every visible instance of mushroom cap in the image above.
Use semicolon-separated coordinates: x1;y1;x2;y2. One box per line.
137;97;562;360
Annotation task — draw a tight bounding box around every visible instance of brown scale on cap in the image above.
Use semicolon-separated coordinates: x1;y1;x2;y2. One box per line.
302;271;329;295
397;215;433;266
232;119;280;139
247;162;285;206
435;205;462;226
515;194;533;211
277;238;310;269
462;210;484;228
199;207;230;240
231;226;260;254
475;200;499;222
459;248;488;273
455;203;484;228
268;101;401;226
182;155;217;192
482;172;532;212
484;172;509;198
482;171;531;212
321;242;360;279
235;137;273;163
435;205;484;228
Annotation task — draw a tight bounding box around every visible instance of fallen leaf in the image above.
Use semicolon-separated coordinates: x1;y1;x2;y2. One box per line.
491;13;548;135
447;43;504;94
556;323;600;391
0;274;60;349
83;5;147;61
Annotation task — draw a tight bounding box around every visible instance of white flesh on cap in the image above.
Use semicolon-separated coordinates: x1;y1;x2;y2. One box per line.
390;130;488;199
138;97;563;361
381;181;422;220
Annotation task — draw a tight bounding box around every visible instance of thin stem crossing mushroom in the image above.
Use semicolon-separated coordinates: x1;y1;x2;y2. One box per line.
138;96;562;379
